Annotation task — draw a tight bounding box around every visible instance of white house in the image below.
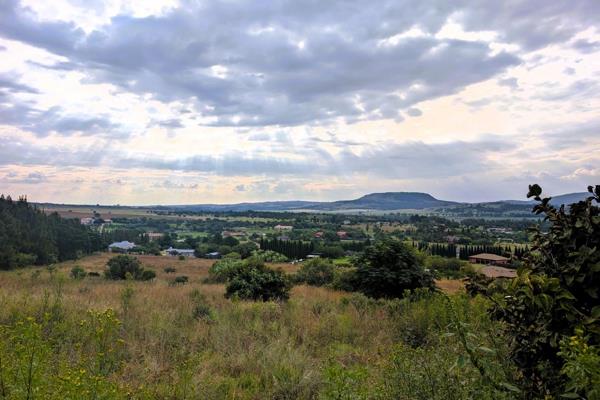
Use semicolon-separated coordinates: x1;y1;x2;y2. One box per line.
166;247;196;257
108;241;136;252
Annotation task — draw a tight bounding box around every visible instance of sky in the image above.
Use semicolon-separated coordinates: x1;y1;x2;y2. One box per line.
0;0;599;205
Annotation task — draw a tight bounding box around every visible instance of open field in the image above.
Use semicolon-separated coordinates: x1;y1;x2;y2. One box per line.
0;254;497;399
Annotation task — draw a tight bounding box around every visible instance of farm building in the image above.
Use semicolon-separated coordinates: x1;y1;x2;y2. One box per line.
108;241;136;252
468;253;510;266
205;252;221;259
274;225;293;231
166;247;195;257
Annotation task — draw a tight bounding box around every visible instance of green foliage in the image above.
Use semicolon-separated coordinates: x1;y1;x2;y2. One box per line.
353;239;434;298
206;258;246;283
330;266;359;292
104;255;154;281
321;361;370;399
105;255;142;280
223;251;241;260
138;269;156;281
558;328;600;399
489;185;600;397
225;258;291;301
251;249;288;263
294;258;335;286
70;265;87;279
0;310;126;399
163;266;176;273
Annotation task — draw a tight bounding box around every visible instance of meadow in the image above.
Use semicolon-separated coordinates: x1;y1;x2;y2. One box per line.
0;253;511;399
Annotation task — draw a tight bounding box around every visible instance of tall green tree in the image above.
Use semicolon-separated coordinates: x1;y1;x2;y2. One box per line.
354;239;434;299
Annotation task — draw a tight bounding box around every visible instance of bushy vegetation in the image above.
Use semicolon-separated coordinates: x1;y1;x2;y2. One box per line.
486;185;600;398
224;258;291;301
205;258;246;283
250;249;288;263
354;239;435;298
294;258;335;286
104;255;155;281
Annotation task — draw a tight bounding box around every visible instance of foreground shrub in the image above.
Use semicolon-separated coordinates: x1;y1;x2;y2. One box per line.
294;258;335;286
225;258;291;301
489;185;600;397
354;239;434;298
206;258;245;283
104;255;154;281
70;265;86;279
138;269;156;281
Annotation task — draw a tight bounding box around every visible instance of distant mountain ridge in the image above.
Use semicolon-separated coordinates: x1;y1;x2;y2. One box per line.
163;191;592;212
36;191;592;213
304;192;458;211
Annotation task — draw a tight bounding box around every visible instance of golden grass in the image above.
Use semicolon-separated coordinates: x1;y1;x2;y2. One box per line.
0;253;489;398
435;279;464;294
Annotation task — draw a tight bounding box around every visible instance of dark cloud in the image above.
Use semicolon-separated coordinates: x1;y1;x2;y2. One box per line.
0;0;540;128
406;108;423;117
571;39;600;54
0;73;40;94
0;99;121;137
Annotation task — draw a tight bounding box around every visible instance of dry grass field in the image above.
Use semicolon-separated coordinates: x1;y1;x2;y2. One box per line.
0;253;494;399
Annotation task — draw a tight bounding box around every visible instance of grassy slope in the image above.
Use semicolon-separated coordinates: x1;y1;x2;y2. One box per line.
0;254;509;399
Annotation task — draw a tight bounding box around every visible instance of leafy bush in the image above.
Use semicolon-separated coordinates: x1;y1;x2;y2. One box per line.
294;258;335;286
489;185;600;397
225;258;291;301
139;269;156;281
104;255;154;281
178;255;185;261
353;239;435;298
330;266;359;292
164;267;176;273
87;271;101;277
251;249;288;263
206;258;245;283
70;265;87;279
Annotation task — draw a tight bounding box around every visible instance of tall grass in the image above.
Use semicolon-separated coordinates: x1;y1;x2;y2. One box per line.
0;254;516;399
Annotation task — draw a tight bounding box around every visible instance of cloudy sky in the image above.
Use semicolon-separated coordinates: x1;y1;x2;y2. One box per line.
0;0;599;205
